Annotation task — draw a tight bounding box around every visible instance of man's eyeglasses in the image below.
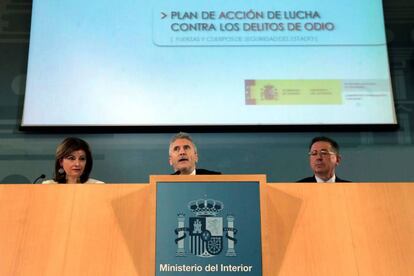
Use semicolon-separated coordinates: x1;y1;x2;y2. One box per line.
308;150;336;157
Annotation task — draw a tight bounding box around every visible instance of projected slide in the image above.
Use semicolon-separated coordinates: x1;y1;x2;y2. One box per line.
22;0;397;126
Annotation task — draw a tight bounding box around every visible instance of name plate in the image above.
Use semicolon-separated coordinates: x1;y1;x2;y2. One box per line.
156;180;263;275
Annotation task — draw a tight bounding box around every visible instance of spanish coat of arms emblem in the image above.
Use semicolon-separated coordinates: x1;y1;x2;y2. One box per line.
175;198;238;258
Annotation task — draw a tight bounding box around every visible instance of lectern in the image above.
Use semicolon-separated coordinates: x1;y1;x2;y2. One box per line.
0;175;413;275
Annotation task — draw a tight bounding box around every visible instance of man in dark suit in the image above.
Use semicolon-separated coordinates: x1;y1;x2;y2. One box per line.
169;132;221;175
298;136;350;183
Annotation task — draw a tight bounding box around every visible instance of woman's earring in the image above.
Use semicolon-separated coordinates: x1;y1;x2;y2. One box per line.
58;168;65;174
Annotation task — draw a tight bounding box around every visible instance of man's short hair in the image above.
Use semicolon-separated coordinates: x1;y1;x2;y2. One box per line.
169;132;197;152
309;136;340;153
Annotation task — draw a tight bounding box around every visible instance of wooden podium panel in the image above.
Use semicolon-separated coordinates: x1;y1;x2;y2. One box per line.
266;183;414;276
0;184;155;276
0;178;413;276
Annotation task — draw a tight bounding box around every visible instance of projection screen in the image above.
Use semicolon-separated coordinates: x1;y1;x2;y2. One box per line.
22;0;397;127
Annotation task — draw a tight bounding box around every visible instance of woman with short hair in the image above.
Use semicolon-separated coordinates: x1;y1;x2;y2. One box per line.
43;137;104;184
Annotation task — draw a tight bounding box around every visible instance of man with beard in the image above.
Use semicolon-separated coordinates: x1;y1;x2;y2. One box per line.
298;136;350;183
169;132;221;175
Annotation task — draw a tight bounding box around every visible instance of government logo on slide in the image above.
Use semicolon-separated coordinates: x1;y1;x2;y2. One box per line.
174;198;238;258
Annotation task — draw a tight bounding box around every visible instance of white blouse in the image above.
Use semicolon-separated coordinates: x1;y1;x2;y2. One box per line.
42;178;104;184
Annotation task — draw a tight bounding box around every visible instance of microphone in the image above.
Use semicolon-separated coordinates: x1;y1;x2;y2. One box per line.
33;174;46;184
